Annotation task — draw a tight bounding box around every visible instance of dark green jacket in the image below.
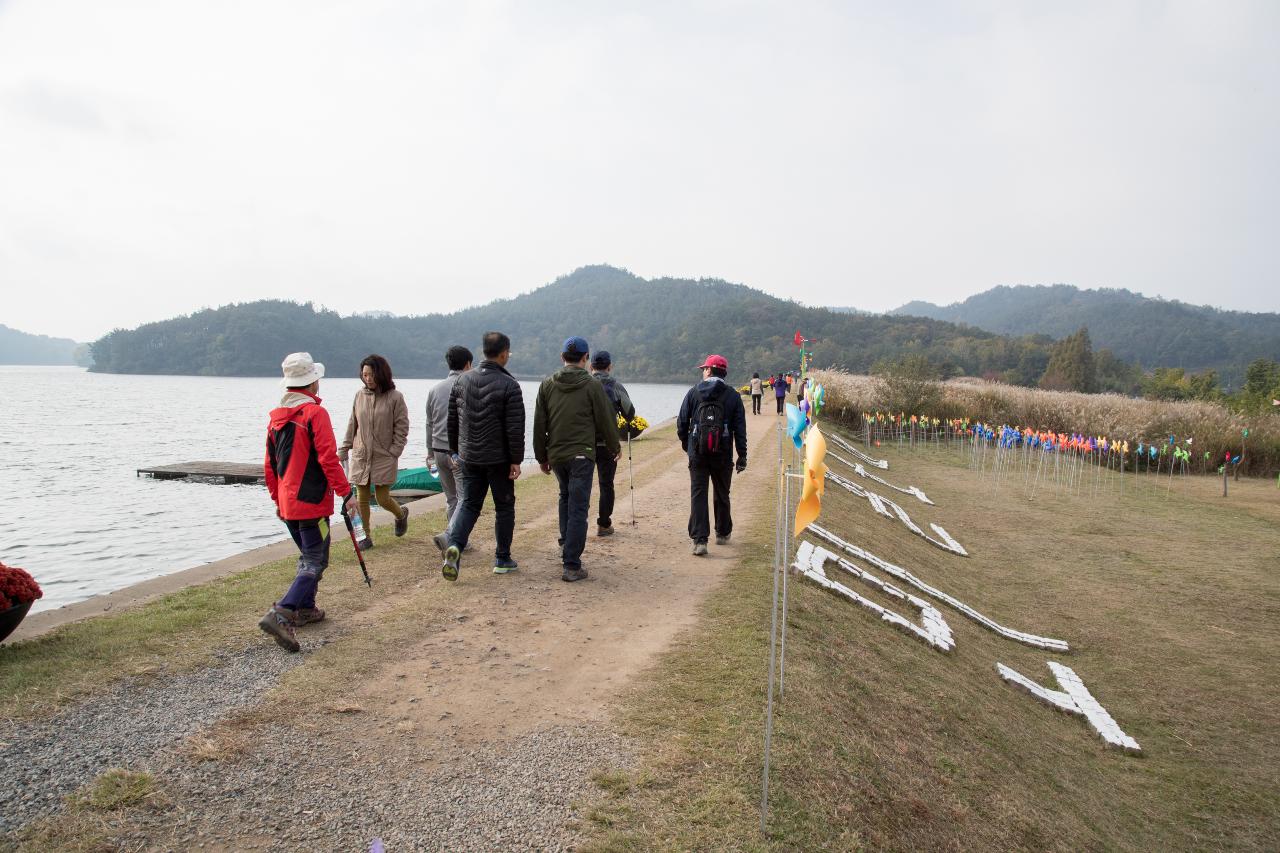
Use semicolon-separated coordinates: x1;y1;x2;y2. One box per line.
533;365;622;465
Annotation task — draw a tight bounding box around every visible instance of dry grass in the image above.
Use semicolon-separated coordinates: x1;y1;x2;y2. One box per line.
184;726;251;763
582;422;1280;851
814;369;1280;475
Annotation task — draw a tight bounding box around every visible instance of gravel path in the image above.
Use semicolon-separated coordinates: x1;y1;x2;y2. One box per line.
116;722;633;852
0;644;309;833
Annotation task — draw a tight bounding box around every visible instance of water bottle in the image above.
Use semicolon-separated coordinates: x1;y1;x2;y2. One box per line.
350;506;367;543
428;455;438;476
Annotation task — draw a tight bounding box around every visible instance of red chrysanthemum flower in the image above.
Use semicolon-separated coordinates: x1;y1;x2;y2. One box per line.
0;562;43;611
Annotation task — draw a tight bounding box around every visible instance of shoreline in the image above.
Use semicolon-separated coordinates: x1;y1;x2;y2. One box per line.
10;490;448;644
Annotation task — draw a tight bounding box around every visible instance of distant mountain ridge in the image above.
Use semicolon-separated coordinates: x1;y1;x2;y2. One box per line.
89;266;1059;383
892;284;1280;385
0;324;87;366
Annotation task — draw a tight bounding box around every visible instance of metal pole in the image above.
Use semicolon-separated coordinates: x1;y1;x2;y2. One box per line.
779;452;793;697
761;422;785;833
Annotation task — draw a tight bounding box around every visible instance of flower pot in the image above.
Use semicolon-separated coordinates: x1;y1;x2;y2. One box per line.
0;601;33;644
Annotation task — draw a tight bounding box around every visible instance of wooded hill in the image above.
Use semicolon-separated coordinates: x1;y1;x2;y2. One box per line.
892;284;1280;387
89;266;1063;383
0;324;88;366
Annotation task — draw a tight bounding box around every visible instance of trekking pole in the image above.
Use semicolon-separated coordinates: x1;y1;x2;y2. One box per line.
627;432;636;525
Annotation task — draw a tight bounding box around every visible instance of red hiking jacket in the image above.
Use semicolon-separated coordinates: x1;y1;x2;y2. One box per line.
264;391;350;520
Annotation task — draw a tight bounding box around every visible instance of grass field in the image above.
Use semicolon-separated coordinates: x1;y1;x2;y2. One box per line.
582;423;1280;851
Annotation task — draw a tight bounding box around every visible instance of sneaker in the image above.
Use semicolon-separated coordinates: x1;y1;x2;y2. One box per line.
493;557;519;574
597;525;613;537
432;532;450;556
692;541;708;556
258;606;300;652
562;567;589;582
442;545;461;582
715;533;731;546
395;508;408;537
295;606;325;625
358;537;374;551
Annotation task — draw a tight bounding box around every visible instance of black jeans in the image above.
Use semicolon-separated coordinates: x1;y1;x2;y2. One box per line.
751;394;762;414
279;516;330;611
553;457;595;569
447;461;516;560
688;455;734;542
775;395;785;414
595;450;618;528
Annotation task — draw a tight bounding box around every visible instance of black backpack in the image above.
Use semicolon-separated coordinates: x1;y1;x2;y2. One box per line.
599;375;623;415
691;391;727;455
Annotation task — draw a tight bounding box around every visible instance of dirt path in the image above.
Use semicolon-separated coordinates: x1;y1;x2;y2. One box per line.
108;408;780;851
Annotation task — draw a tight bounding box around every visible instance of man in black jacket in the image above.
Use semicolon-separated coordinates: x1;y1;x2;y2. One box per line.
436;331;525;581
677;354;748;556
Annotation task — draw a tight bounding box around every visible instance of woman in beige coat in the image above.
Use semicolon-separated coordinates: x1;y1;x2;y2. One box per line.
339;354;410;549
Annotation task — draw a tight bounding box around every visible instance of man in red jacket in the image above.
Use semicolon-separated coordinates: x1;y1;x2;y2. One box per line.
260;352;354;652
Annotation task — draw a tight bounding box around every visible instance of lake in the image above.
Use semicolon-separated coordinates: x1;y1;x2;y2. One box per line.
0;366;691;613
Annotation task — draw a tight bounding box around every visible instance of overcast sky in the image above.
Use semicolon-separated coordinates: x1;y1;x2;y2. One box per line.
1;1;1277;342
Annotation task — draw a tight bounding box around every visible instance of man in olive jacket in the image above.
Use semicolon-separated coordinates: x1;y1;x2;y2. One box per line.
437;331;525;581
533;336;621;582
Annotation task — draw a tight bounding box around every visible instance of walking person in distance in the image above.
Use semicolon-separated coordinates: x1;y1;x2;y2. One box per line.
259;352;355;652
533;337;621;582
749;372;763;415
338;354;410;550
436;332;525;580
677;354;748;556
589;350;634;537
774;372;788;415
425;345;473;525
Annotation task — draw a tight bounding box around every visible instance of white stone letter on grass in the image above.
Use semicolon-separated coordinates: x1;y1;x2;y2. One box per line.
997;662;1141;753
793;540;955;652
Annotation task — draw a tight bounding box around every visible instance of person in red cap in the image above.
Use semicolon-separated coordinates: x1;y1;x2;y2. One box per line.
677;354;748;555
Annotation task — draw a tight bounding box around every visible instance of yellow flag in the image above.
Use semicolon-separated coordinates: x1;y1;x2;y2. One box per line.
794;426;828;535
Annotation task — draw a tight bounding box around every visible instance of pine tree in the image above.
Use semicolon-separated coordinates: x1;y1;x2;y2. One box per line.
1039;327;1098;393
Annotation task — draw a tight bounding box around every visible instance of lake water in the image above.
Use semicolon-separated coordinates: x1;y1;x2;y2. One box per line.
0;367;690;613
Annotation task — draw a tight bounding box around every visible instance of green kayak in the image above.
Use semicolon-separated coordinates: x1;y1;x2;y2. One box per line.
389;467;443;497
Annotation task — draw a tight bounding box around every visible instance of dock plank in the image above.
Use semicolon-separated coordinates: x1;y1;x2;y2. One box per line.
137;461;265;485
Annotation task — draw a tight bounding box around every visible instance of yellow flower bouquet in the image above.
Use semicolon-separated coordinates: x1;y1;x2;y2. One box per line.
617;413;649;438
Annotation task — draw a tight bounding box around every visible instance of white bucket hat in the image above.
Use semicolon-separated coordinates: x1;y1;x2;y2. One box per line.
280;352;325;388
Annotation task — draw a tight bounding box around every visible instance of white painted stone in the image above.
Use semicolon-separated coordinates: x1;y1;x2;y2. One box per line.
997;662;1141;753
822;472;968;557
828;432;890;469
806;524;1068;651
793;540;955;653
826;450;935;505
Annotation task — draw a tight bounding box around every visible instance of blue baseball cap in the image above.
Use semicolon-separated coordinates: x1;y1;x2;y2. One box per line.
592;350;612;369
562;336;589;356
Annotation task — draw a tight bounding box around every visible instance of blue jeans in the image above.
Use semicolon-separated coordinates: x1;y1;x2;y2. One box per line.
279;516;330;610
447;461;516;560
554;457;595;569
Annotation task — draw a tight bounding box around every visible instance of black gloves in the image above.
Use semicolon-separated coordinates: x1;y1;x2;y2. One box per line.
735;458;747;473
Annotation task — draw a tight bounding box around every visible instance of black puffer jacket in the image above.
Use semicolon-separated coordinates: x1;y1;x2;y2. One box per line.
447;360;525;466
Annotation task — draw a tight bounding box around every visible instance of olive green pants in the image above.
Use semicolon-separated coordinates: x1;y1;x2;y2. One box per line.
356;482;405;537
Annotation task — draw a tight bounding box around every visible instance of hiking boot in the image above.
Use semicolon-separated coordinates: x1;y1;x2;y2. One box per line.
562;567;589;582
395;508;409;537
597;525;613;537
295;606;325;625
715;533;731;546
258;606;300;652
493;557;519;575
432;532;450;556
442;545;461;582
358;537;374;551
692;541;708;556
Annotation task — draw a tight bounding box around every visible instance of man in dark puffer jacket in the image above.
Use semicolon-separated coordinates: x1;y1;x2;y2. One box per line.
436;331;525;580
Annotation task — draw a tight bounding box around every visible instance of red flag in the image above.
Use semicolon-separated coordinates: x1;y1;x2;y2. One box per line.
793;331;803;346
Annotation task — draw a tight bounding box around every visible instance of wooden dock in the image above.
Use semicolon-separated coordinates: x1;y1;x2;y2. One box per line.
137;461;264;485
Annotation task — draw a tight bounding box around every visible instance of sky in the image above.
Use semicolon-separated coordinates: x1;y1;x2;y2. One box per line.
1;1;1278;342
